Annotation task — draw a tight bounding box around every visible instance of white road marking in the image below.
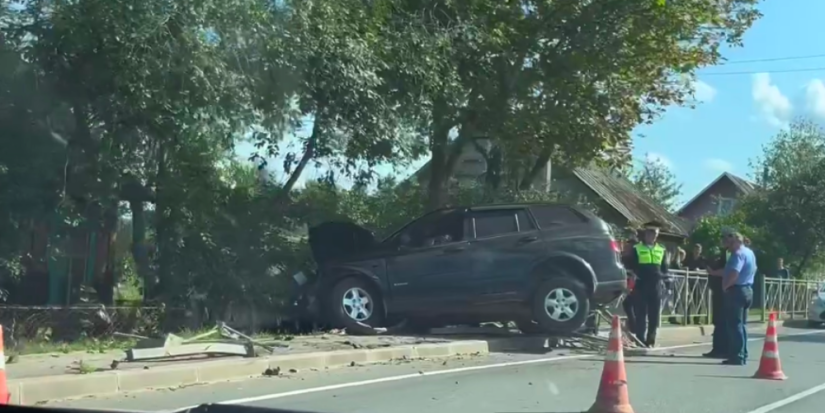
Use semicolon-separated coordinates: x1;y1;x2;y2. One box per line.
165;328;825;410
746;381;825;413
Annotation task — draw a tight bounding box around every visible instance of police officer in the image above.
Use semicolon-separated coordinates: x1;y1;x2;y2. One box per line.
704;228;733;358
624;222;668;347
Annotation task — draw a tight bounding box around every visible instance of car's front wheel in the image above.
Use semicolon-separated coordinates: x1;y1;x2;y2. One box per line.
328;277;385;335
531;277;590;334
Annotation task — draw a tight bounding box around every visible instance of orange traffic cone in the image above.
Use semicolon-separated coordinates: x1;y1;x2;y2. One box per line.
0;325;9;404
753;312;787;381
587;315;634;413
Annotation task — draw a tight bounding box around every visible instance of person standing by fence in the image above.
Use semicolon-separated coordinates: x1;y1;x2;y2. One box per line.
684;244;707;324
704;229;733;358
721;231;757;366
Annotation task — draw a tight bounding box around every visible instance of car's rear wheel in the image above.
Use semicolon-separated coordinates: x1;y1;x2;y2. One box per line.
531;277;590;334
328;277;385;335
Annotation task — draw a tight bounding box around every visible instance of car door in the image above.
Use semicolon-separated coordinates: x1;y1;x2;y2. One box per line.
385;210;474;315
466;208;544;303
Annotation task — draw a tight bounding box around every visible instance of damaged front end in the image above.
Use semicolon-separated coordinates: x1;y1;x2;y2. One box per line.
288;221;379;323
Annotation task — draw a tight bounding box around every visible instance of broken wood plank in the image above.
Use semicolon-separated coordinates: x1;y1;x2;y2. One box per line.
125;342;254;362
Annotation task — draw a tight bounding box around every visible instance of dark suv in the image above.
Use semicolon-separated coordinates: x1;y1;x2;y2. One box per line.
298;203;627;335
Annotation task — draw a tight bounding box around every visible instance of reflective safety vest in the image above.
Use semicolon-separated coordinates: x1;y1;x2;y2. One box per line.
634;243;666;265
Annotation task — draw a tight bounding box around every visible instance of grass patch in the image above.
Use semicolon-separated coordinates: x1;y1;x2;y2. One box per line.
11;337;139;356
10;326;302;358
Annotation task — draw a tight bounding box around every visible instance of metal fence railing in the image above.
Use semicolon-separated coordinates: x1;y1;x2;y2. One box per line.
607;270;824;327
762;277;822;320
660;269;712;325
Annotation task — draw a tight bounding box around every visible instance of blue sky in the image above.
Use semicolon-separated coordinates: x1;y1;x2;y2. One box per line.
638;0;824;205
238;0;821;208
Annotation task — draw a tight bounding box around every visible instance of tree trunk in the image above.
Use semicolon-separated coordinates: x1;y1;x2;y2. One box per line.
129;199;152;299
426;103;455;211
152;145;169;301
519;149;552;191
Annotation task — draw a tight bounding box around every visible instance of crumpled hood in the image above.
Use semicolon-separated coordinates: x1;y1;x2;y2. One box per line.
308;221;377;264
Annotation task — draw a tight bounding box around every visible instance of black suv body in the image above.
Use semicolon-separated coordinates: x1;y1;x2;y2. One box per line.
297;203;627;335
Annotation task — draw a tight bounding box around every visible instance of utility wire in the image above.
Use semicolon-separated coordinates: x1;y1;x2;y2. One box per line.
702;67;825;77
720;53;825;65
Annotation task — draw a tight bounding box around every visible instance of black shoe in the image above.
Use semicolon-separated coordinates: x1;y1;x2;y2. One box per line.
702;351;727;358
721;359;746;366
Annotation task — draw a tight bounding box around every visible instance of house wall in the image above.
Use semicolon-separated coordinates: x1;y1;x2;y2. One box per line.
679;178;743;224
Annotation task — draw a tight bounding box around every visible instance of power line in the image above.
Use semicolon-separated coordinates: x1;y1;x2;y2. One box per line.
701;66;825;77
721;53;825;65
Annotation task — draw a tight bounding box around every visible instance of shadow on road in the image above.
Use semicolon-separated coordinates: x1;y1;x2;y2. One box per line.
628;353;709;359
779;332;825;344
621;359;722;366
781;319;823;329
696;374;756;380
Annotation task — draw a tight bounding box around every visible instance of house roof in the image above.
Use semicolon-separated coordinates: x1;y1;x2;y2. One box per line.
677;172;756;215
572;168;691;237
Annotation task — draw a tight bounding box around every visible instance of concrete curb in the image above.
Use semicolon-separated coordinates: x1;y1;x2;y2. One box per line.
8;340;489;405
8;321;777;405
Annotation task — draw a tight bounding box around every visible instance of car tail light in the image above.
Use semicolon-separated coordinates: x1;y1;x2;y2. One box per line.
610;240;621;253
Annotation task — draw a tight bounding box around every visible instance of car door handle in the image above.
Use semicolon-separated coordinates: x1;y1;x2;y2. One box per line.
443;246;466;253
518;236;539;244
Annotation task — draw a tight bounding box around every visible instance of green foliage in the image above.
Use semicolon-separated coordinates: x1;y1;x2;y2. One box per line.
631;154;683;212
743;118;825;277
0;0;764;316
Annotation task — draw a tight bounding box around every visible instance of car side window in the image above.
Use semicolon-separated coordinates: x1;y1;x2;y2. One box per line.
399;211;465;249
529;205;586;229
516;210;536;231
472;210;523;239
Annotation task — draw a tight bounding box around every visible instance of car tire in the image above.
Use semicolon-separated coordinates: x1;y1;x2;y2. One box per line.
328;277;385;335
531;277;590;334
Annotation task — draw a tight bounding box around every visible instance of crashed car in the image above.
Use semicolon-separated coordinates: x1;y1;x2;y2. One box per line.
293;203;627;335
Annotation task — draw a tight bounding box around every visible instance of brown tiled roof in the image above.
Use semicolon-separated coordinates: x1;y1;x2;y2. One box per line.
677;172;756;215
724;173;757;195
572;167;690;237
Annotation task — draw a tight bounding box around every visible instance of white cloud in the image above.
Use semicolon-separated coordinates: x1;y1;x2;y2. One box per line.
704;158;733;173
804;79;825;120
752;73;792;128
645;152;673;169
693;80;717;103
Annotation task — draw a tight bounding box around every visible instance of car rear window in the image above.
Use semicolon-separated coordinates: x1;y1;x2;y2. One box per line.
529;205;587;228
472;209;536;238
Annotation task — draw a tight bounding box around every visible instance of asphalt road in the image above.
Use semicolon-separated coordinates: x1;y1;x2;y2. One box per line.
50;324;825;413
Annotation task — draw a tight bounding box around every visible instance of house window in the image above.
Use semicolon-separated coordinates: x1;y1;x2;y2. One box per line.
717;197;736;216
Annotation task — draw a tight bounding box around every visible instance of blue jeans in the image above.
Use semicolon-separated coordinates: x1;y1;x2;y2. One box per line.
725;285;753;363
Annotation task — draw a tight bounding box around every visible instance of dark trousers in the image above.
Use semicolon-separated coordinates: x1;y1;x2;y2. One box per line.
622;291;637;333
710;285;728;354
725;285;753;363
633;280;662;344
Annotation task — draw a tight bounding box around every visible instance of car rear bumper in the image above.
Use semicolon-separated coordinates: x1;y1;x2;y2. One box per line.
594;279;627;304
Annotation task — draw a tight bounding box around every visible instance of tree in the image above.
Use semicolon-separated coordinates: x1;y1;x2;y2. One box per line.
385;0;761;209
631;154;683;212
251;0;429;199
744;118;825;277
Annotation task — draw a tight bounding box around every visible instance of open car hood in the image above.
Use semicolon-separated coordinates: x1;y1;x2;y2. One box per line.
308;221;377;263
